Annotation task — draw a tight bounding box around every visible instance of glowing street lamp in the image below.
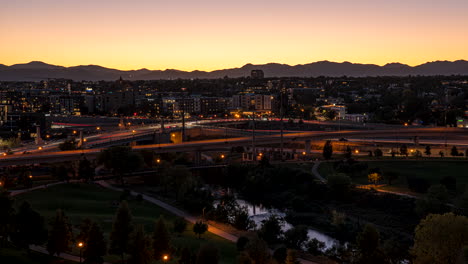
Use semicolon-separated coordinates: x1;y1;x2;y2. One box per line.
77;242;84;263
38;146;43;150
220;154;225;159
162;254;169;262
354;149;359;154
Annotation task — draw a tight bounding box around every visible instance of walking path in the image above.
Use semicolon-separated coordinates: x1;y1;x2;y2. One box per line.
9;180;317;264
95;180;238;242
311;161;326;182
95;181;319;264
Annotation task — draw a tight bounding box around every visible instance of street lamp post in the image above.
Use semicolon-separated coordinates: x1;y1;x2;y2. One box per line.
77;242;84;263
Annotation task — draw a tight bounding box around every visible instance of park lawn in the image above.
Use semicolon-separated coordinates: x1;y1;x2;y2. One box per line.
14;183;237;264
0;247;76;264
319;160;468;191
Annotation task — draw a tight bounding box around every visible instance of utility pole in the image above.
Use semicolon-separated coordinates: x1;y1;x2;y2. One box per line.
251;114;256;161
280;88;284;161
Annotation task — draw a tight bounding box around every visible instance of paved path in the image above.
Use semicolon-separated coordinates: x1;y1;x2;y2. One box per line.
96;181;319;264
311;161;326;182
96;180;238;242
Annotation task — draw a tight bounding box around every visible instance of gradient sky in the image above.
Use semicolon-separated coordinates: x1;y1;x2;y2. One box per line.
1;0;468;71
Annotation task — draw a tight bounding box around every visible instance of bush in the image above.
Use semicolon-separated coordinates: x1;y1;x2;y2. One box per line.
307;238;326;255
236;236;249;251
406;176;431;193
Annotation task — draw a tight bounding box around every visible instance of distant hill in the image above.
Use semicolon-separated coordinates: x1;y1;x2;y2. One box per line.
1;60;468;81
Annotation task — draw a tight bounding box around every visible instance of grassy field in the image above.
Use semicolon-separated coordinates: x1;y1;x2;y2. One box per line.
0;247;75;264
318;160;468;192
14;183;237;264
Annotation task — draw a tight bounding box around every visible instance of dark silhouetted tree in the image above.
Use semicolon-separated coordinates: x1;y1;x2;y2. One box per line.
0;190;14;247
196;243;219;264
109;201;133;263
173;216;187;235
83;222;107;264
11;201;47;250
98;146;143;185
128;225;152;264
152;216;171;261
193;220;208;239
322;140;333;160
47;209;73;256
412;213;468;264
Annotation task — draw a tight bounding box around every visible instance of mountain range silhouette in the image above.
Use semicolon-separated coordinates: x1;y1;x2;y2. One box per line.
1;60;468;81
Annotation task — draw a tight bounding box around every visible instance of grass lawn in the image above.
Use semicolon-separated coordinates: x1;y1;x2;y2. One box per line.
14;183;237;264
0;247;75;264
318;160;468;192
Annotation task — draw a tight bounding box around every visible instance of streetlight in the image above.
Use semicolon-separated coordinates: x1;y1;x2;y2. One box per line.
162;254;169;262
77;242;84;263
220;154;225;159
38;146;43;150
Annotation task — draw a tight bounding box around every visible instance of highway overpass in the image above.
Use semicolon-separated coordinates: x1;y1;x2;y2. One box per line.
0;127;466;167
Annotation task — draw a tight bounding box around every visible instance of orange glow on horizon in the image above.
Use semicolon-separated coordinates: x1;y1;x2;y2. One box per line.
1;0;467;71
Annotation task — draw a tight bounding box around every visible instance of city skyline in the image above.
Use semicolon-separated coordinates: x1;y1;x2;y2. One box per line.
2;0;468;71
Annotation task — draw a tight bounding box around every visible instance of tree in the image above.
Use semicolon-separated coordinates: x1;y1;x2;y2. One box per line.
439;150;444;157
98;146;143;185
245;236;270;264
196;243;219;264
179;247;195;264
193;220;208;239
327;173;352;199
0;190;14;247
374;149;383;157
285;249;300;264
173;216;187;235
258;215;284;245
368;172;382;185
11;201;48;250
109;201;134;263
273;247;287;263
307;238;325;256
236;236;249;251
76;218;93;247
412;213;468;264
284;225;309;249
424;145;431;156
322;140;333;160
78;157;95;181
232;207;255;231
128;225;152;264
47;209;73;256
344;146;352;159
152;216;171;261
400;144;408;157
451;146;460;156
83;223;107;264
416;184;450;216
355;224;386;264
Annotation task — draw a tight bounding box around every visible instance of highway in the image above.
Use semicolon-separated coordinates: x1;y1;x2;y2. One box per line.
0;126;466;166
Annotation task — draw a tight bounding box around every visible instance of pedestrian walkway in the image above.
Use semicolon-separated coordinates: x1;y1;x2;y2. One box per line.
96;181;319;264
311;161;326;182
96;180;238;242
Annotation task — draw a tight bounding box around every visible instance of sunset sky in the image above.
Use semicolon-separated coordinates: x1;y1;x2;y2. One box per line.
1;0;468;71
